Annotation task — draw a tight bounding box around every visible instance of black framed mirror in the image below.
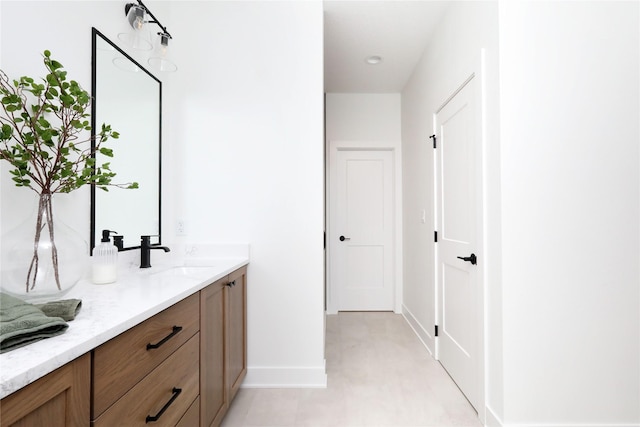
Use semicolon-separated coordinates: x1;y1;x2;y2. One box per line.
90;28;162;251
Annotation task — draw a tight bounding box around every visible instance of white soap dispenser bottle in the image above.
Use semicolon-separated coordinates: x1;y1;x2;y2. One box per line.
92;230;118;284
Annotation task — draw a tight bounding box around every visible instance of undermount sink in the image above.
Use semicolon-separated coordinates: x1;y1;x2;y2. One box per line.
151;266;217;279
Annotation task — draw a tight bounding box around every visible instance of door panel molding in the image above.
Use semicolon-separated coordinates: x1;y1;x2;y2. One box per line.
326;140;403;314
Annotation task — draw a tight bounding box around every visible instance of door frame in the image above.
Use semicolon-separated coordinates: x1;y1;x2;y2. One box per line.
326;140;403;315
433;51;487;418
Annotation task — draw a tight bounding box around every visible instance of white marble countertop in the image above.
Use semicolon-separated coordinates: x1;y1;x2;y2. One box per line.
0;256;249;399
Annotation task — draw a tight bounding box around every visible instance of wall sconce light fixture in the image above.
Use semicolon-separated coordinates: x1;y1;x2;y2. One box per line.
119;0;177;72
149;31;177;73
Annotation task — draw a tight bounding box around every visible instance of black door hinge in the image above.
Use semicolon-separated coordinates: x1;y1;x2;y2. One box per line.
434;231;438;242
429;134;436;148
435;325;439;337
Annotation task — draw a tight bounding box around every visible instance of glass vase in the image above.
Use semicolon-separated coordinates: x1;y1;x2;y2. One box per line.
1;193;88;302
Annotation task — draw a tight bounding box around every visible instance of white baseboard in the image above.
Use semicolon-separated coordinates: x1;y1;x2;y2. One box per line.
242;364;327;388
486;409;639;427
499;424;639;427
401;304;434;357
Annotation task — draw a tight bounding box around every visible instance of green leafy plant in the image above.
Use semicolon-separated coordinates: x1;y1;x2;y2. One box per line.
0;51;137;292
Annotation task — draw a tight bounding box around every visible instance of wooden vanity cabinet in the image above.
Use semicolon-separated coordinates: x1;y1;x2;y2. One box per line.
200;265;248;427
0;265;247;427
0;353;90;427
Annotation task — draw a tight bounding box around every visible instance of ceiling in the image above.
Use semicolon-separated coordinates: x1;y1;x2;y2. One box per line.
323;1;449;93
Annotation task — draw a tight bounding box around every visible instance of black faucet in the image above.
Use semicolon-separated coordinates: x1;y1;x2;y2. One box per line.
140;235;170;268
113;235;124;251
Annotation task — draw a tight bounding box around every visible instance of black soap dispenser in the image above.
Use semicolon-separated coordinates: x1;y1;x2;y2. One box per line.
92;230;118;284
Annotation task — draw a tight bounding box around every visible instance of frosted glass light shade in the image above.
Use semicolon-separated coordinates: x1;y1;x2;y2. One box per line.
126;4;145;30
148;32;177;72
118;28;153;51
117;4;152;51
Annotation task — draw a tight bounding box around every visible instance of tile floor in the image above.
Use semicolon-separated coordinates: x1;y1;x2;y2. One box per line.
221;312;481;427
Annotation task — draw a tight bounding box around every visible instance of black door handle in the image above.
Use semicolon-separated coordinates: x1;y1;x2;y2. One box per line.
146;326;183;350
457;254;477;265
339;235;351;242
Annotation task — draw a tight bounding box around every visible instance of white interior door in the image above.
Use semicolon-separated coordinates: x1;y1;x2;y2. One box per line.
435;76;481;411
330;149;394;311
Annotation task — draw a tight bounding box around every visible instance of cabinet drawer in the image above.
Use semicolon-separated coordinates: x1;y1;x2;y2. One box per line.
93;334;200;427
92;293;199;417
176;396;199;427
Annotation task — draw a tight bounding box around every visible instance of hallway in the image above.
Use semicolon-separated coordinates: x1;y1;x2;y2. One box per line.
222;312;480;426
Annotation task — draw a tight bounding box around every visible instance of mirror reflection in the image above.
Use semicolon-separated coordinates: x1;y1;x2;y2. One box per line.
91;28;161;250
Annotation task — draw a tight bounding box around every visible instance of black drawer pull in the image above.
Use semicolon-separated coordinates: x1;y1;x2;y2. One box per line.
145;387;182;423
226;280;236;287
146;326;182;350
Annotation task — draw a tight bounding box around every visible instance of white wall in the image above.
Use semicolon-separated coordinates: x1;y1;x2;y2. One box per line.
325;93;401;141
325;93;403;313
499;1;640;424
167;1;326;386
1;1;96;235
401;2;502;421
1;0;327;388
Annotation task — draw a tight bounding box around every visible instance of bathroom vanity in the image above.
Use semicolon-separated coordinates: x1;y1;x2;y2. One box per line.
0;260;248;427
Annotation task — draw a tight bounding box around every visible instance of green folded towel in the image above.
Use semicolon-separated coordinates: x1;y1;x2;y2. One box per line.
0;293;68;354
35;299;82;321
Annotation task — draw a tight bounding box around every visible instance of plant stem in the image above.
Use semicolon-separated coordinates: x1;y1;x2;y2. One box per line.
45;195;61;290
26;195;45;292
25;193;61;291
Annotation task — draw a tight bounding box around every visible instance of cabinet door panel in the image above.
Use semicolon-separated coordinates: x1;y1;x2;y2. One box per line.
200;277;228;427
9;393;66;427
1;353;90;427
227;266;247;401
